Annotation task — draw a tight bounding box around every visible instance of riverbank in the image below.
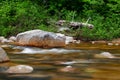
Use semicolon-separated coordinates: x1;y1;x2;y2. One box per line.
0;29;120;47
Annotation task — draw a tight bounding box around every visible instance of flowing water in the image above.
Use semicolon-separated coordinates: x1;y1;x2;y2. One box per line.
0;42;120;80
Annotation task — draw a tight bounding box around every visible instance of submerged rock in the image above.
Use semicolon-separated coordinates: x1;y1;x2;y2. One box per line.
59;66;76;72
6;65;33;73
0;47;9;62
16;30;66;48
94;52;115;58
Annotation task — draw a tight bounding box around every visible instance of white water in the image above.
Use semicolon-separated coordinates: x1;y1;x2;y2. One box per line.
20;47;81;54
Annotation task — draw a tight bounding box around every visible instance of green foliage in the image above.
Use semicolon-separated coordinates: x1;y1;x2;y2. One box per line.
0;26;16;37
78;14;120;40
38;24;57;32
0;0;120;40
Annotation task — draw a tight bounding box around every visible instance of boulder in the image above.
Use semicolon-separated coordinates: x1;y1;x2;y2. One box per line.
6;65;33;73
0;47;9;62
16;30;66;48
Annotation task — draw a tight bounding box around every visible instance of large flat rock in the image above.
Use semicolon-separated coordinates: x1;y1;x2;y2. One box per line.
16;30;66;48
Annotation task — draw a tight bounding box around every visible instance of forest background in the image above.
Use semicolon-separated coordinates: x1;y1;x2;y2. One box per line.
0;0;120;40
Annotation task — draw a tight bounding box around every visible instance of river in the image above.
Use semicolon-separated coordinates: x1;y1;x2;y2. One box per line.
0;42;120;80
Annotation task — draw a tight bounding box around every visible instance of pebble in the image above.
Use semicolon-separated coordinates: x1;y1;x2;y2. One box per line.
59;66;76;72
108;43;113;46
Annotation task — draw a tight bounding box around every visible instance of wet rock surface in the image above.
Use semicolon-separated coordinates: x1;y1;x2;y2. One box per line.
0;47;9;62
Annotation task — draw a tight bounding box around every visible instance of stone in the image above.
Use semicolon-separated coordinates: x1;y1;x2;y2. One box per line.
107;43;113;46
65;36;74;44
91;41;107;44
0;47;9;62
0;36;5;42
6;65;33;73
94;52;115;58
59;66;76;72
58;27;70;32
1;39;8;43
16;30;66;48
56;33;75;44
112;38;120;45
69;22;94;29
56;20;66;26
9;36;16;42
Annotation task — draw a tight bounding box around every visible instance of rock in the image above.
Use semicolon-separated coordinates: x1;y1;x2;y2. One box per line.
91;41;107;44
1;39;14;44
115;43;119;46
6;65;33;73
9;36;16;42
1;39;8;43
94;52;115;58
56;20;66;26
85;68;99;73
56;33;76;44
0;36;16;44
0;47;9;62
75;40;81;44
0;36;5;42
65;36;74;44
0;36;11;43
58;27;70;32
112;38;120;45
56;33;65;37
0;66;9;72
69;22;94;29
16;30;66;48
59;66;76;72
107;43;113;46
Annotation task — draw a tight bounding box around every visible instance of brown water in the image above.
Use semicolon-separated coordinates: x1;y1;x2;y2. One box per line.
0;43;120;80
